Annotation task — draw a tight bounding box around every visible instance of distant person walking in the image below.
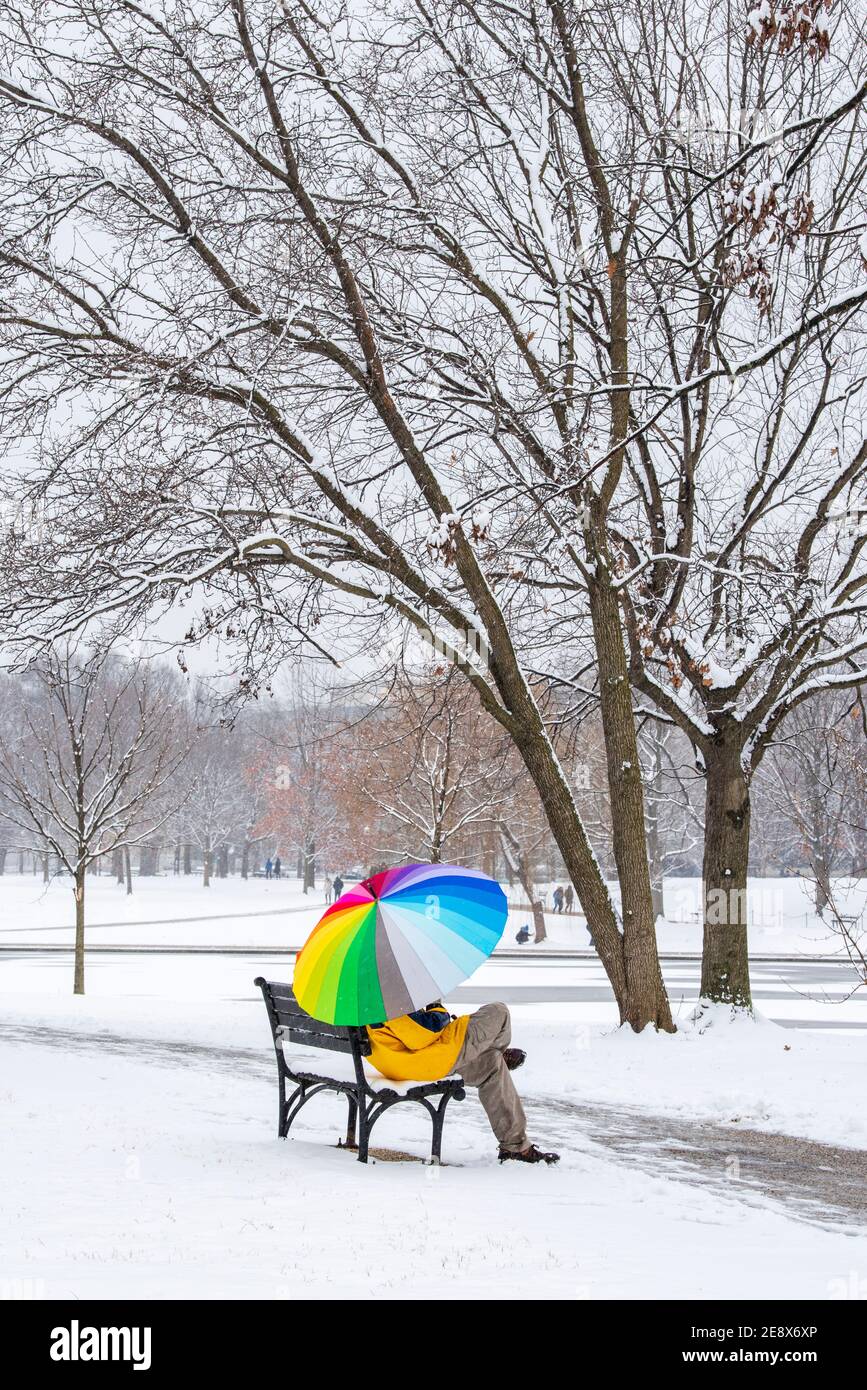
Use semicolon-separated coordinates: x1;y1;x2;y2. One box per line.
552;885;564;914
332;874;344;900
324;878;333;905
265;857;273;880
564;884;574;913
274;855;282;879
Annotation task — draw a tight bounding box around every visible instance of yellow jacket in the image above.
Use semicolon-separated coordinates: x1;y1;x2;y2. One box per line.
366;1007;469;1082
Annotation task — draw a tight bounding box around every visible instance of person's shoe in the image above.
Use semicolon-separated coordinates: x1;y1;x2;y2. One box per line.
503;1047;526;1071
498;1144;560;1165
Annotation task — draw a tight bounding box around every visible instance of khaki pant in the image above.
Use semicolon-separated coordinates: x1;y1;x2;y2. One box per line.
454;1003;528;1153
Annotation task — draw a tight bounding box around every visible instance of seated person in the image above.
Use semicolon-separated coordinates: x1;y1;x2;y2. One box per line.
367;1002;559;1165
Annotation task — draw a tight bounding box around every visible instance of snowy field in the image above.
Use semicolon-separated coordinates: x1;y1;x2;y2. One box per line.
0;870;862;955
2;872;866;1300
3;988;867;1301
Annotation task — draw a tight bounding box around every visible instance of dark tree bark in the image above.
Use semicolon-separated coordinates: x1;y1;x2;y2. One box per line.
303;838;316;892
73;865;85;995
587;565;672;1029
701;739;752;1008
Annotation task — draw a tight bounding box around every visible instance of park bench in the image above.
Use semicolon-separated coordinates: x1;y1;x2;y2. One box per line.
255;977;466;1164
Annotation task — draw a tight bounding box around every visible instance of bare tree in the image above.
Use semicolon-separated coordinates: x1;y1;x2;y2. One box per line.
639;722;704;923
1;1;864;1021
180;722;249;887
252;674;359;891
759;690;867;911
0;646;187;992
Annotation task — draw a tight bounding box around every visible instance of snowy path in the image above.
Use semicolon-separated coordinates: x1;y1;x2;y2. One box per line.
5;1019;865;1233
529;1096;867;1229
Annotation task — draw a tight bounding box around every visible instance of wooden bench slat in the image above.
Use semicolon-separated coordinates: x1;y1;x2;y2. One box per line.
278;1025;357;1055
272;1006;351;1034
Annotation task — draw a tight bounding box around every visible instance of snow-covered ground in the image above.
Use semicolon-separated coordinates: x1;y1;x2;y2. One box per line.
3;990;867;1301
519;875;867;957
3;872;865;1299
0;871;862;956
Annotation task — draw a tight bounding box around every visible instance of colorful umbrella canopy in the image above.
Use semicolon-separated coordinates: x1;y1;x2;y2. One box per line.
293;863;507;1025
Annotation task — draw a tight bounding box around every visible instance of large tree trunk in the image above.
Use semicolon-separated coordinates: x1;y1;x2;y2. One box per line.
587;570;673;1030
512;727;637;1016
124;845;133;895
203;843;212;887
701;741;752;1008
241;840;250;880
183;841;192;875
73;865;85;995
807;787;831;916
474;572;671;1027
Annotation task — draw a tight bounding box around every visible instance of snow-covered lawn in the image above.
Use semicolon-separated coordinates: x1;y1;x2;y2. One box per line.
2;967;864;1151
3;872;865;1299
520;875;867;957
2;976;866;1300
3;993;866;1301
0;872;322;947
0;871;862;956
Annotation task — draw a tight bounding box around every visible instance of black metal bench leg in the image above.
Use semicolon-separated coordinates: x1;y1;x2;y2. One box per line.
344;1095;358;1150
430;1094;451;1164
357;1098;370;1163
277;1070;288;1139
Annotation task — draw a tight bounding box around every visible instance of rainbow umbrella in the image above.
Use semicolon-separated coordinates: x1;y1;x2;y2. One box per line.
293;863;507;1025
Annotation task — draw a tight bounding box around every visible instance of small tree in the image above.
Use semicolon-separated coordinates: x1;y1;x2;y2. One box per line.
253;677;358;891
355;670;513;866
0;646;188;992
